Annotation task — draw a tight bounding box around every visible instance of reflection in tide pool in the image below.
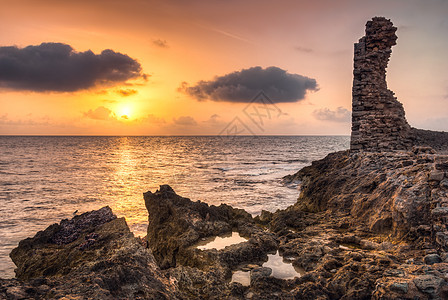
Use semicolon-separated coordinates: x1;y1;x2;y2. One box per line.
231;270;250;286
196;232;247;250
263;251;304;279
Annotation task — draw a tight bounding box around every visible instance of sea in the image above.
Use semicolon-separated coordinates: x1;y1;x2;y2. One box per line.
0;135;349;278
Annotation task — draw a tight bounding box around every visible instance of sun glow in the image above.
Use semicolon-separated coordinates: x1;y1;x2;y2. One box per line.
117;104;133;120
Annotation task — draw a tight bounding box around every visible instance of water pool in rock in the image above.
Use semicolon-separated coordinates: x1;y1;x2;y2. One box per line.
262;251;304;279
231;270;250;286
195;232;247;250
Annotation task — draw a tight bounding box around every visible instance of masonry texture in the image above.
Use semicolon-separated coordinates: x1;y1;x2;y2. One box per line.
350;17;448;153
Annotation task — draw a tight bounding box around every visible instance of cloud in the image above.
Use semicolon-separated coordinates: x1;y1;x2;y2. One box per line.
116;88;137;96
179;66;318;103
173;116;197;126
152;39;169;48
0;42;143;92
294;46;314;53
141;114;166;124
313;107;351;123
0;114;51;126
83;106;116;120
206;114;220;123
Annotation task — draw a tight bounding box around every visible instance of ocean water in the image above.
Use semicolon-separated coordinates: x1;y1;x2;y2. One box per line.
0;136;349;278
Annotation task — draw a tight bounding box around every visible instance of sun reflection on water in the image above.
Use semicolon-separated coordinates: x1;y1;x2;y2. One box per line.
0;136;349;278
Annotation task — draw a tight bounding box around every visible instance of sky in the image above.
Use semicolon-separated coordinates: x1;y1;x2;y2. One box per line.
0;0;447;135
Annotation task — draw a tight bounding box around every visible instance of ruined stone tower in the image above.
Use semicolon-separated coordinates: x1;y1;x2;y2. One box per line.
350;17;413;152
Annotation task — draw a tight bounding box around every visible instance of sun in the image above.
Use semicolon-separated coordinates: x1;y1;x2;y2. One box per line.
117;104;133;120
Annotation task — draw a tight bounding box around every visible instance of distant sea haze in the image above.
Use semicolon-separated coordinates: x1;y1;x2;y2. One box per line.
0;135;349;278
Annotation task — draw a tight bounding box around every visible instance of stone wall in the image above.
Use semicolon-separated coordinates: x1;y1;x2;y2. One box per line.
350;17;448;153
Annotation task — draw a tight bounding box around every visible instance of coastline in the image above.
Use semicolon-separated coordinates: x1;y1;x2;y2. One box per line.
2;16;448;299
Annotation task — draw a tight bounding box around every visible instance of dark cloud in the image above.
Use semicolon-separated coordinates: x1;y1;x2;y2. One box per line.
0;42;143;92
313;107;351;123
152;39;169;48
116;88;138;96
83;106;116;120
180;66;318;103
173;116;197;126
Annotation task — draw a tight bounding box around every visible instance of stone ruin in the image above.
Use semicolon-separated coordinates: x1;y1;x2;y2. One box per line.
350;17;448;153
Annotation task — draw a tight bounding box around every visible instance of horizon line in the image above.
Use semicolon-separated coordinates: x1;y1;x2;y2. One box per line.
0;134;351;137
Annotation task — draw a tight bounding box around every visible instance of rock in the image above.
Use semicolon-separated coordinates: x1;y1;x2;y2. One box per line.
255;210;273;224
390;282;408;294
250;267;272;283
441;179;448;188
429;170;445;181
144;185;254;269
7;207;178;299
5;285;29;299
360;239;380;250
413;275;444;296
424;254;442;265
432;207;448;217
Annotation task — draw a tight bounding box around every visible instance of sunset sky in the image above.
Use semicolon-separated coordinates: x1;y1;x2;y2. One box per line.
0;0;447;135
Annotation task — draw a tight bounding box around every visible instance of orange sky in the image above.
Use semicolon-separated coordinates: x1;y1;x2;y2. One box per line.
0;0;447;135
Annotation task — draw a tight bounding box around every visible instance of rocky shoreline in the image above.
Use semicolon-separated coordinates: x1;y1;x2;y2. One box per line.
2;16;448;299
2;162;448;299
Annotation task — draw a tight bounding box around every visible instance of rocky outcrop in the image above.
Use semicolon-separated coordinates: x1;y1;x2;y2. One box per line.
351;17;448;152
144;185;282;298
286;148;448;243
2;207;178;299
144;185;264;269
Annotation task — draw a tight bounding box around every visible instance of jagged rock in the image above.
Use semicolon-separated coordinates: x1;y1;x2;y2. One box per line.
250;267;272;284
4;207;178;299
143;184;279;271
288;150;448;245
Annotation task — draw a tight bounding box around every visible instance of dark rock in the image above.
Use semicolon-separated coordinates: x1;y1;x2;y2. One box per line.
255;210;273;225
144;184;253;269
7;207;178;299
424;254;442;265
413;275;444;296
250;267;272;283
